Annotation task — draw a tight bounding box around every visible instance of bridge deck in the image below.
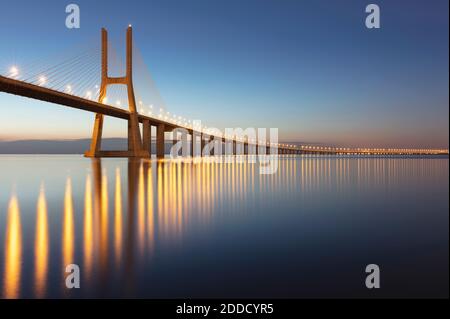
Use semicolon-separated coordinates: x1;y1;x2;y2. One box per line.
1;76;447;155
0;75;178;130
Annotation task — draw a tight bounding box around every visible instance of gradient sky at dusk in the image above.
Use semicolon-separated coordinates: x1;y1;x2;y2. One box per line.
0;0;448;148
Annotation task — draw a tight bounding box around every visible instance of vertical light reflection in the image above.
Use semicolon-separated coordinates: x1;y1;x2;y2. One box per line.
84;174;93;277
115;168;123;264
170;162;176;235
205;160;211;217
63;177;75;270
146;165;154;251
3;195;22;299
157;162;164;238
138;163;146;253
176;162;183;235
196;163;201;216
182;163;189;222
35;185;49;298
100;171;109;270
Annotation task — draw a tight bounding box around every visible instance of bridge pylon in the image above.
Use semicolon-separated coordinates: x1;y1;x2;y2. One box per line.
85;26;149;158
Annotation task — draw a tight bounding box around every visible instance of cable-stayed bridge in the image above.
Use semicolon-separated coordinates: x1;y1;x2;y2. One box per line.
0;27;447;157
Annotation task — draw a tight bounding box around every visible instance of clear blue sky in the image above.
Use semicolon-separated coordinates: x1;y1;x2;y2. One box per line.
0;0;448;148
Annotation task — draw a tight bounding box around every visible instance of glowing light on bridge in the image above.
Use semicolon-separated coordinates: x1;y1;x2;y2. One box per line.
9;66;19;78
65;85;72;94
38;76;47;86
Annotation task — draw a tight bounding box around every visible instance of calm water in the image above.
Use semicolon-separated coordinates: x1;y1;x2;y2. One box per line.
0;155;448;298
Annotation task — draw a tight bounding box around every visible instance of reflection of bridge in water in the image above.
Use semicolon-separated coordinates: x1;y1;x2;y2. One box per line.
0;27;447;157
2;156;448;298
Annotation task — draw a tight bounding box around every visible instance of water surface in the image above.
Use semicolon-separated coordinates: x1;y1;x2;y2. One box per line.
0;155;448;298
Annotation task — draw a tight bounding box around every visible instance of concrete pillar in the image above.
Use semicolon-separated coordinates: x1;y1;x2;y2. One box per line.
157;123;165;159
142;120;151;152
86;27;147;158
182;131;189;157
222;137;227;156
201;135;206;156
203;135;215;156
210;136;215;156
127;120;131;151
191;132;197;157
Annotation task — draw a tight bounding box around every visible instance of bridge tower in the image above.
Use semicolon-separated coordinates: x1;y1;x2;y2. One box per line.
85;26;149;158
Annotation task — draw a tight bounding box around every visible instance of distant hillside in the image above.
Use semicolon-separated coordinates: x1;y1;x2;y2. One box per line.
0;138;127;154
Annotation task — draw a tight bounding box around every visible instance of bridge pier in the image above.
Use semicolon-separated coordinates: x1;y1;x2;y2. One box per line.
85;26;149;158
209;136;215;156
142;119;151;152
191;131;198;157
182;131;190;157
211;136;222;156
156;123;165;159
201;135;207;156
170;130;190;157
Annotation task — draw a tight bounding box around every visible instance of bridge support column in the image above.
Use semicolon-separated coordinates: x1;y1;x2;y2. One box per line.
85;26;149;158
191;131;198;157
127;120;133;151
157;123;165;159
201;134;210;156
221;138;227;156
182;131;190;157
85;114;104;157
210;136;215;156
142;119;151;152
200;136;205;156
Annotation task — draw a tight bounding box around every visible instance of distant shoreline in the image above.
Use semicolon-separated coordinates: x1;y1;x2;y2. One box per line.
1;139;448;155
